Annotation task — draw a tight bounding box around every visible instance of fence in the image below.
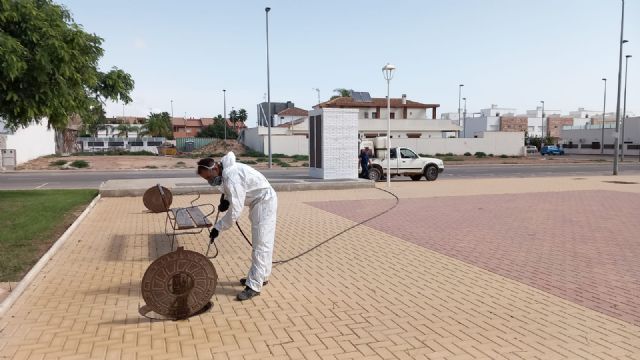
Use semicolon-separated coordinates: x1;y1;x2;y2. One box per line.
176;137;216;152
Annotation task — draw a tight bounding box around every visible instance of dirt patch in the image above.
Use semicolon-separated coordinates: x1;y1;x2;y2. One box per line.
192;140;248;156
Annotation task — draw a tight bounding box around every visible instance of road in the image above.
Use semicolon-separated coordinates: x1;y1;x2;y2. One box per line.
1;163;640;190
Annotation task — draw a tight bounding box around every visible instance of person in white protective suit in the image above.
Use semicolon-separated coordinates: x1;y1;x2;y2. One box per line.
196;152;277;301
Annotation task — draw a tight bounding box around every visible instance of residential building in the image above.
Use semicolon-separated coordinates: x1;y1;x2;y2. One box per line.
276;107;308;127
317;93;460;139
171;117;214;138
257;101;297;127
464;105;517;137
560;116;640;155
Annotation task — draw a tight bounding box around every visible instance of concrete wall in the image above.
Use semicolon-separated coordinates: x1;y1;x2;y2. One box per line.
262;135;308;156
393;131;525;156
4;121;56;164
560;117;640;155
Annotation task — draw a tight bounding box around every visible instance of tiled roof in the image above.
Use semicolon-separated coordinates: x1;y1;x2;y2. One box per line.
277;107;309;117
318;97;439;109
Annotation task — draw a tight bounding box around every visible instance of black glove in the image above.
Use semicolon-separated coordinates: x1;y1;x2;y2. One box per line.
218;199;230;212
209;228;219;244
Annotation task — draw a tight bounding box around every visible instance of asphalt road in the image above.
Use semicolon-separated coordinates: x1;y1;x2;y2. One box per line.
1;163;640;190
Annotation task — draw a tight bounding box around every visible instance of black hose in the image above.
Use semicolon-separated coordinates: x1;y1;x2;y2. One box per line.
230;187;400;265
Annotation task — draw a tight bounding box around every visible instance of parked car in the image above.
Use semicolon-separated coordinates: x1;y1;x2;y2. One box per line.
359;137;444;181
540;145;565;155
526;145;538;155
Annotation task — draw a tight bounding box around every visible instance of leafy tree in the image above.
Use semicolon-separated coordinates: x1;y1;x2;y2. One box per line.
197;116;237;139
0;0;134;131
229;109;238;130
140;112;172;139
330;88;352;100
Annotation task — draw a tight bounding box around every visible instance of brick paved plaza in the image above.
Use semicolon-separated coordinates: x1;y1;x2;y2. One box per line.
1;176;639;359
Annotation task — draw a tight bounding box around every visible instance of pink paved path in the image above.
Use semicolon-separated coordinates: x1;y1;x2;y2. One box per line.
310;190;640;327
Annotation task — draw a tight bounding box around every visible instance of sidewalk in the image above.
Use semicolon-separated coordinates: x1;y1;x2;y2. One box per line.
1;176;639;359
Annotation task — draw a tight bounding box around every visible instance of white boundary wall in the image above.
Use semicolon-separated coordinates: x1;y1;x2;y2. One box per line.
3;121;55;164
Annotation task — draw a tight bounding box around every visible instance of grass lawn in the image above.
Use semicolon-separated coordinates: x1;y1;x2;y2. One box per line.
0;189;97;282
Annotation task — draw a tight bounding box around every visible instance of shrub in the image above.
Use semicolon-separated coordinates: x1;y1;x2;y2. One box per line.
291;154;309;161
255;157;267;162
445;152;454;156
70;160;89;168
500;154;509;158
474;152;487;158
240;160;258;165
279;162;290;167
243;149;265;157
49;160;67;166
272;153;287;159
489;154;494;157
435;153;444;157
301;162;309;167
144;165;158;169
464;152;472;156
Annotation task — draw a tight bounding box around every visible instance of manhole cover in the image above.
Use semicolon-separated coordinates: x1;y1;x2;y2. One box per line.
141;247;218;319
143;186;172;212
603;181;638;185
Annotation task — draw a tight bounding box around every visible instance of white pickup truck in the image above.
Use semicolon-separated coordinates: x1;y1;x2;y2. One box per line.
359;138;444;182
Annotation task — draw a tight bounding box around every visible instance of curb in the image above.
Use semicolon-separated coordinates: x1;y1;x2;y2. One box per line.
0;194;101;318
99;180;375;197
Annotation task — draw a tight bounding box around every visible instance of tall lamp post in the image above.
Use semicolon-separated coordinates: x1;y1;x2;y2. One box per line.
621;54;632;161
613;0;626;175
382;63;396;188
170;99;174;118
462;97;467;138
313;88;321;105
265;7;273;168
540;100;545;145
458;84;464;131
223;90;227;141
601;78;607;154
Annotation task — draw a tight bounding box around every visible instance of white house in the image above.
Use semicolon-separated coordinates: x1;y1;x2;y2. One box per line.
560;116;640;156
0;119;55;168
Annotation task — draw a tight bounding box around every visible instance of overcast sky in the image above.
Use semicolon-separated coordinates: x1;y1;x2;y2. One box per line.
61;0;639;126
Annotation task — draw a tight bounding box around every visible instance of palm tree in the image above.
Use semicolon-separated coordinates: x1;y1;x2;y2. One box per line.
116;123;137;138
140;112;172;138
236;109;248;130
229;109;238;131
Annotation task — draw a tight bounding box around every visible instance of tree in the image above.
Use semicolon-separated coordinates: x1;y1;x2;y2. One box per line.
236;109;248;129
140;112;172;139
116;123;137;138
229;109;238;130
197;115;237;139
0;0;134;131
330;88;352;100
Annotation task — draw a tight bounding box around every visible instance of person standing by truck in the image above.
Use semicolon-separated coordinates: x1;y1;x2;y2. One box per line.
359;147;371;179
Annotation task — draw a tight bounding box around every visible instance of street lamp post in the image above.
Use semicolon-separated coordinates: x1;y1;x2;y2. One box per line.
170;100;174;118
265;7;272;168
313;88;321;105
621;54;632;161
462;97;467;138
223;90;227;141
382;63;396;189
613;0;626;176
458;84;464;133
540;100;545;146
601;78;607;154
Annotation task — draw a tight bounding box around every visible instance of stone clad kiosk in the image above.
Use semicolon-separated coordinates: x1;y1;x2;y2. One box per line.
308;108;358;179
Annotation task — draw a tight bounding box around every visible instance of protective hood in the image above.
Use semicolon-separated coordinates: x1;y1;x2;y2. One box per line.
220;151;236;170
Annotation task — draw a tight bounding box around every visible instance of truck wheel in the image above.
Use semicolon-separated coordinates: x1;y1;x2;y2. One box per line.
410;175;422;181
368;168;382;181
425;165;439;181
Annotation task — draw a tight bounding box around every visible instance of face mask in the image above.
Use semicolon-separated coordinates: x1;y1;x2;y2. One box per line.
208;176;222;186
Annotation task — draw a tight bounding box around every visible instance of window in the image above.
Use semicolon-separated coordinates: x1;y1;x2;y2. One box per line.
372;112;377;119
364;112;369;119
390;148;397;159
108;141;124;147
400;148;418;159
88;141;104;147
407;133;421;139
496;112;500;116
390;112;395;119
147;141;162;146
130;141;143;146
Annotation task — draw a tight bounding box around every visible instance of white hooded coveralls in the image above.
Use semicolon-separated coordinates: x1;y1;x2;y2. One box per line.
213;152;277;292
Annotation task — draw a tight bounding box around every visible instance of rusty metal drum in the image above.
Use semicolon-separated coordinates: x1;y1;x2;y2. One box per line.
143;185;172;213
141;247;218;319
